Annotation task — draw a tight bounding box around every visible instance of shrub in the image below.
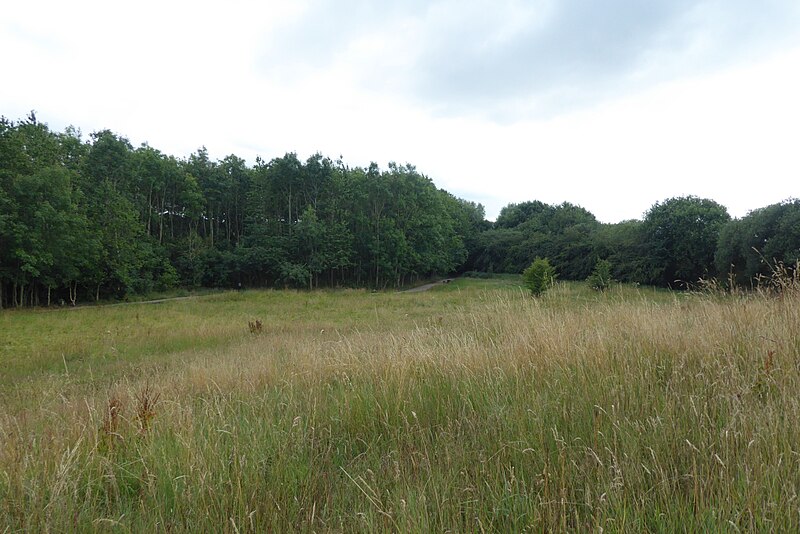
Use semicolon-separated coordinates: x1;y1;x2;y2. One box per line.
522;258;556;296
587;259;613;291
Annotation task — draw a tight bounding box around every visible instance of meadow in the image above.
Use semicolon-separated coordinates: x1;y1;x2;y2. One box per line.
1;277;799;532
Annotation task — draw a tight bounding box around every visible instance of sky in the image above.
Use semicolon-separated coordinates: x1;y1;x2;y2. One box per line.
2;0;799;222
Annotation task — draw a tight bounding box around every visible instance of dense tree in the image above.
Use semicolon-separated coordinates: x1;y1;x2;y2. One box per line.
640;196;730;287
218;154;251;245
715;199;800;284
0;115;93;306
495;201;550;229
2;113;792;306
468;228;525;273
83;130;133;190
470;201;600;278
592;220;649;283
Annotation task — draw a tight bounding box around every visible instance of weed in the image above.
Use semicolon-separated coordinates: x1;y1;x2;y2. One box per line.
100;395;124;447
755;259;799;296
135;383;160;433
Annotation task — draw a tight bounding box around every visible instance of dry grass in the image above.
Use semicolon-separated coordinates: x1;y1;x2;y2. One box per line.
1;278;799;531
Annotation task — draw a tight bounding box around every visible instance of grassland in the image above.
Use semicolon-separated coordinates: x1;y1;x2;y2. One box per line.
1;277;799;532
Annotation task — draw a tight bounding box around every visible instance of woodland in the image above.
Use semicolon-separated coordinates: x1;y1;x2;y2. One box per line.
1;113;798;307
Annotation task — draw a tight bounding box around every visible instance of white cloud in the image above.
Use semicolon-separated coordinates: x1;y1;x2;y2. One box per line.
434;46;800;222
2;0;798;223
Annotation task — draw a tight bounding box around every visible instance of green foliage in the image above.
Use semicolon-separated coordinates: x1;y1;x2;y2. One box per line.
587;258;613;291
715;199;800;285
0;114;487;305
591;219;649;283
468;228;525;274
1;112;795;306
473;202;600;280
522;257;556;296
641;196;731;287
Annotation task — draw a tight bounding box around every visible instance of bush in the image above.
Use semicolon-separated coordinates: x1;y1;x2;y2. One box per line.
522;258;556;296
587;259;613;291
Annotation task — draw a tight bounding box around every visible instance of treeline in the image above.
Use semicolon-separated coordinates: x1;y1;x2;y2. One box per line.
2;114;798;307
0;114;484;307
471;196;800;287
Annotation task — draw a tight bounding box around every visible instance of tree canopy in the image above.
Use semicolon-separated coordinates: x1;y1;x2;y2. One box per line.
1;113;795;307
715;199;800;283
0;115;484;306
640;196;731;287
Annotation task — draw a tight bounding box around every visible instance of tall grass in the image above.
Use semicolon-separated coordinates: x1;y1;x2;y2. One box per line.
1;279;799;531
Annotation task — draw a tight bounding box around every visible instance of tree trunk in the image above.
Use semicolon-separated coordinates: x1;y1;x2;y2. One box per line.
69;281;77;306
227;207;232;243
96;284;101;302
170;191;176;238
158;196;168;245
47;285;51;307
147;185;153;236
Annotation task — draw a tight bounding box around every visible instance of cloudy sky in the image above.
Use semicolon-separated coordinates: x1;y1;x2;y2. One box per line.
3;0;799;222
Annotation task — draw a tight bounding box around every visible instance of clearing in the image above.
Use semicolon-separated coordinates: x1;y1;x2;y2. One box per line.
1;278;798;531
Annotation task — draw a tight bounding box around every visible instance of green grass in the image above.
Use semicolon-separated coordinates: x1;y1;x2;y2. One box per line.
1;279;799;531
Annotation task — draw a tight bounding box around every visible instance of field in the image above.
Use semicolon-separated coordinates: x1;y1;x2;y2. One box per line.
1;278;799;531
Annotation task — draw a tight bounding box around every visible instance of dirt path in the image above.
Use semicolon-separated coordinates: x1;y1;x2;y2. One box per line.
105;296;197;307
42;294;201;312
401;279;454;293
29;281;447;312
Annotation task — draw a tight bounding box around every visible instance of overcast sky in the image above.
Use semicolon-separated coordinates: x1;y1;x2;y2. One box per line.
3;0;799;222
